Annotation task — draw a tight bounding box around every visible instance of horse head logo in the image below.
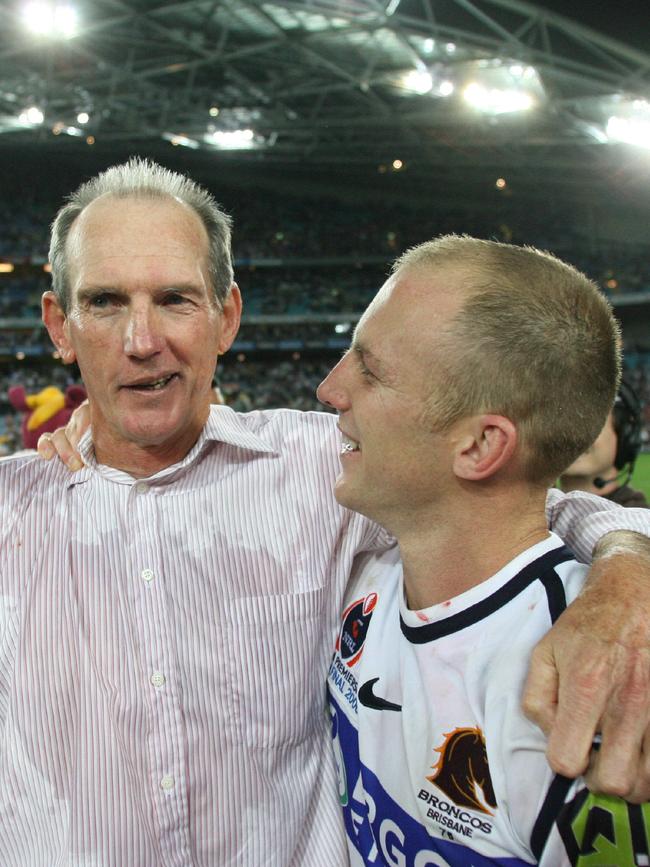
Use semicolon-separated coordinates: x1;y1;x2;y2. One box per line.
426;726;497;816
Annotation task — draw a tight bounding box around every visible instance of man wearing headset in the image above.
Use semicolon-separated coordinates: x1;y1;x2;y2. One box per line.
560;380;649;507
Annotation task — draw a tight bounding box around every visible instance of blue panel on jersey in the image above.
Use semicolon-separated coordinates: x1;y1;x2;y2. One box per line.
330;693;532;867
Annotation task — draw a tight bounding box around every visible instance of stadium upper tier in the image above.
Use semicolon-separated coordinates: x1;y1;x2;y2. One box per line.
1;188;650;304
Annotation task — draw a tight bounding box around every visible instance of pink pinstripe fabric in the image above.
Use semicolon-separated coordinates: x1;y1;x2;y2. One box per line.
0;406;386;867
0;404;647;866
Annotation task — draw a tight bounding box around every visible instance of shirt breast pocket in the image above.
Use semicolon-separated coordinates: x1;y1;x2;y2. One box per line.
224;587;327;749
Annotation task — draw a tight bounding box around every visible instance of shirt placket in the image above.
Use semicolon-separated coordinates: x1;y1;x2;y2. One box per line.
129;480;194;867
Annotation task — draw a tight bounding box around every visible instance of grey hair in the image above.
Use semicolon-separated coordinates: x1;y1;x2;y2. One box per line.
49;157;234;311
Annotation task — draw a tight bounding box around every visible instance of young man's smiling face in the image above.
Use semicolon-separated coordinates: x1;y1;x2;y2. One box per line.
317;266;468;531
43;194;241;471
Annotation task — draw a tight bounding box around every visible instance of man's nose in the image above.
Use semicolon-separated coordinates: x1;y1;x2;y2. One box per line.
123;306;164;358
317;364;348;411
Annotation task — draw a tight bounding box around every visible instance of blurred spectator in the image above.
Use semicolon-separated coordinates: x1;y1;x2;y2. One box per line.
560;381;648;507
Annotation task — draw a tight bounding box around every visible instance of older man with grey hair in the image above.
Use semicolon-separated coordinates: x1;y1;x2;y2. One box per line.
2;158;650;867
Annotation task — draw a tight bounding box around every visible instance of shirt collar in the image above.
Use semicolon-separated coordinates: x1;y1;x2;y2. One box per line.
74;404;278;486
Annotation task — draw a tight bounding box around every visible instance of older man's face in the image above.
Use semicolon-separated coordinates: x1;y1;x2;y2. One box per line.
43;194;240;469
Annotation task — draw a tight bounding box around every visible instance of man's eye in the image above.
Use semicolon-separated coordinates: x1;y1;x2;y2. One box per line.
89;294;113;308
359;361;375;380
163;293;188;305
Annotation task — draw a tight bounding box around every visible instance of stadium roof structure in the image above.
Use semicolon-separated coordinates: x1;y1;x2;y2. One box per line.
1;0;650;204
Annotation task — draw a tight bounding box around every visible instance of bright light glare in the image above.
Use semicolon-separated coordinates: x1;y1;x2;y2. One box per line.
77;111;89;124
19;106;44;124
423;38;434;53
439;80;454;97
22;3;78;37
445;42;456;54
55;4;77;37
463;82;534;114
162;132;200;149
22;3;50;34
606;116;650;149
209;129;255;149
401;69;433;94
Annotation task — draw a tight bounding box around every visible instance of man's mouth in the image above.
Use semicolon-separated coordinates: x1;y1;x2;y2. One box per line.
123;373;178;391
341;434;360;454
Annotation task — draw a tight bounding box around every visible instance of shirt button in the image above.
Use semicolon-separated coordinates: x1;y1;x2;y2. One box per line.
150;672;166;689
141;568;154;583
135;482;148;494
160;775;174;791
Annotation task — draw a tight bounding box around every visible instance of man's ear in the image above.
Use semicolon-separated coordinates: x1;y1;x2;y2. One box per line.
217;282;242;355
453;414;517;481
42;291;76;365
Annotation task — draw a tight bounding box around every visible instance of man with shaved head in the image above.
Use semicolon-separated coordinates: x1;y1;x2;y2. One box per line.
319;235;648;864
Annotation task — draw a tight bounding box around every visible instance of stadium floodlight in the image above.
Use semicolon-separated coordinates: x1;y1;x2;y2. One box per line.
396;68;454;98
401;69;433;94
606;116;650;149
463;82;534;114
22;3;47;34
22;2;78;38
19;106;44;124
207;128;256;149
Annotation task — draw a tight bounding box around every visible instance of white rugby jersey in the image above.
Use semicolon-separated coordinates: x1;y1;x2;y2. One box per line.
328;534;650;866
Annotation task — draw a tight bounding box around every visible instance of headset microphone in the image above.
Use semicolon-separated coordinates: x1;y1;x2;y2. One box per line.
593;475;619;489
593;382;642;491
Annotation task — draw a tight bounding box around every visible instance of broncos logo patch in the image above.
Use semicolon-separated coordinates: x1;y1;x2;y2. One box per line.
427;726;497;816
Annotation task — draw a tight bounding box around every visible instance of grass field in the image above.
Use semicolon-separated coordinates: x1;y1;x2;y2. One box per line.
630;452;650;500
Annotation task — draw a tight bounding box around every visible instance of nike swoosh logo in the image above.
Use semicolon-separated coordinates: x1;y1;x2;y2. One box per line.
358;677;402;712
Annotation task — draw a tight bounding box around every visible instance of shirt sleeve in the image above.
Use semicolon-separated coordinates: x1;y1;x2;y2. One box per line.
545;487;650;563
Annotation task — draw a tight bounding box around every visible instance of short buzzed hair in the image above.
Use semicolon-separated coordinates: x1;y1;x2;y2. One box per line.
394;235;621;485
49;157;233;312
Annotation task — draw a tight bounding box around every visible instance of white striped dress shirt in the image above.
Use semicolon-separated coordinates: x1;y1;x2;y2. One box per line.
0;405;648;867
